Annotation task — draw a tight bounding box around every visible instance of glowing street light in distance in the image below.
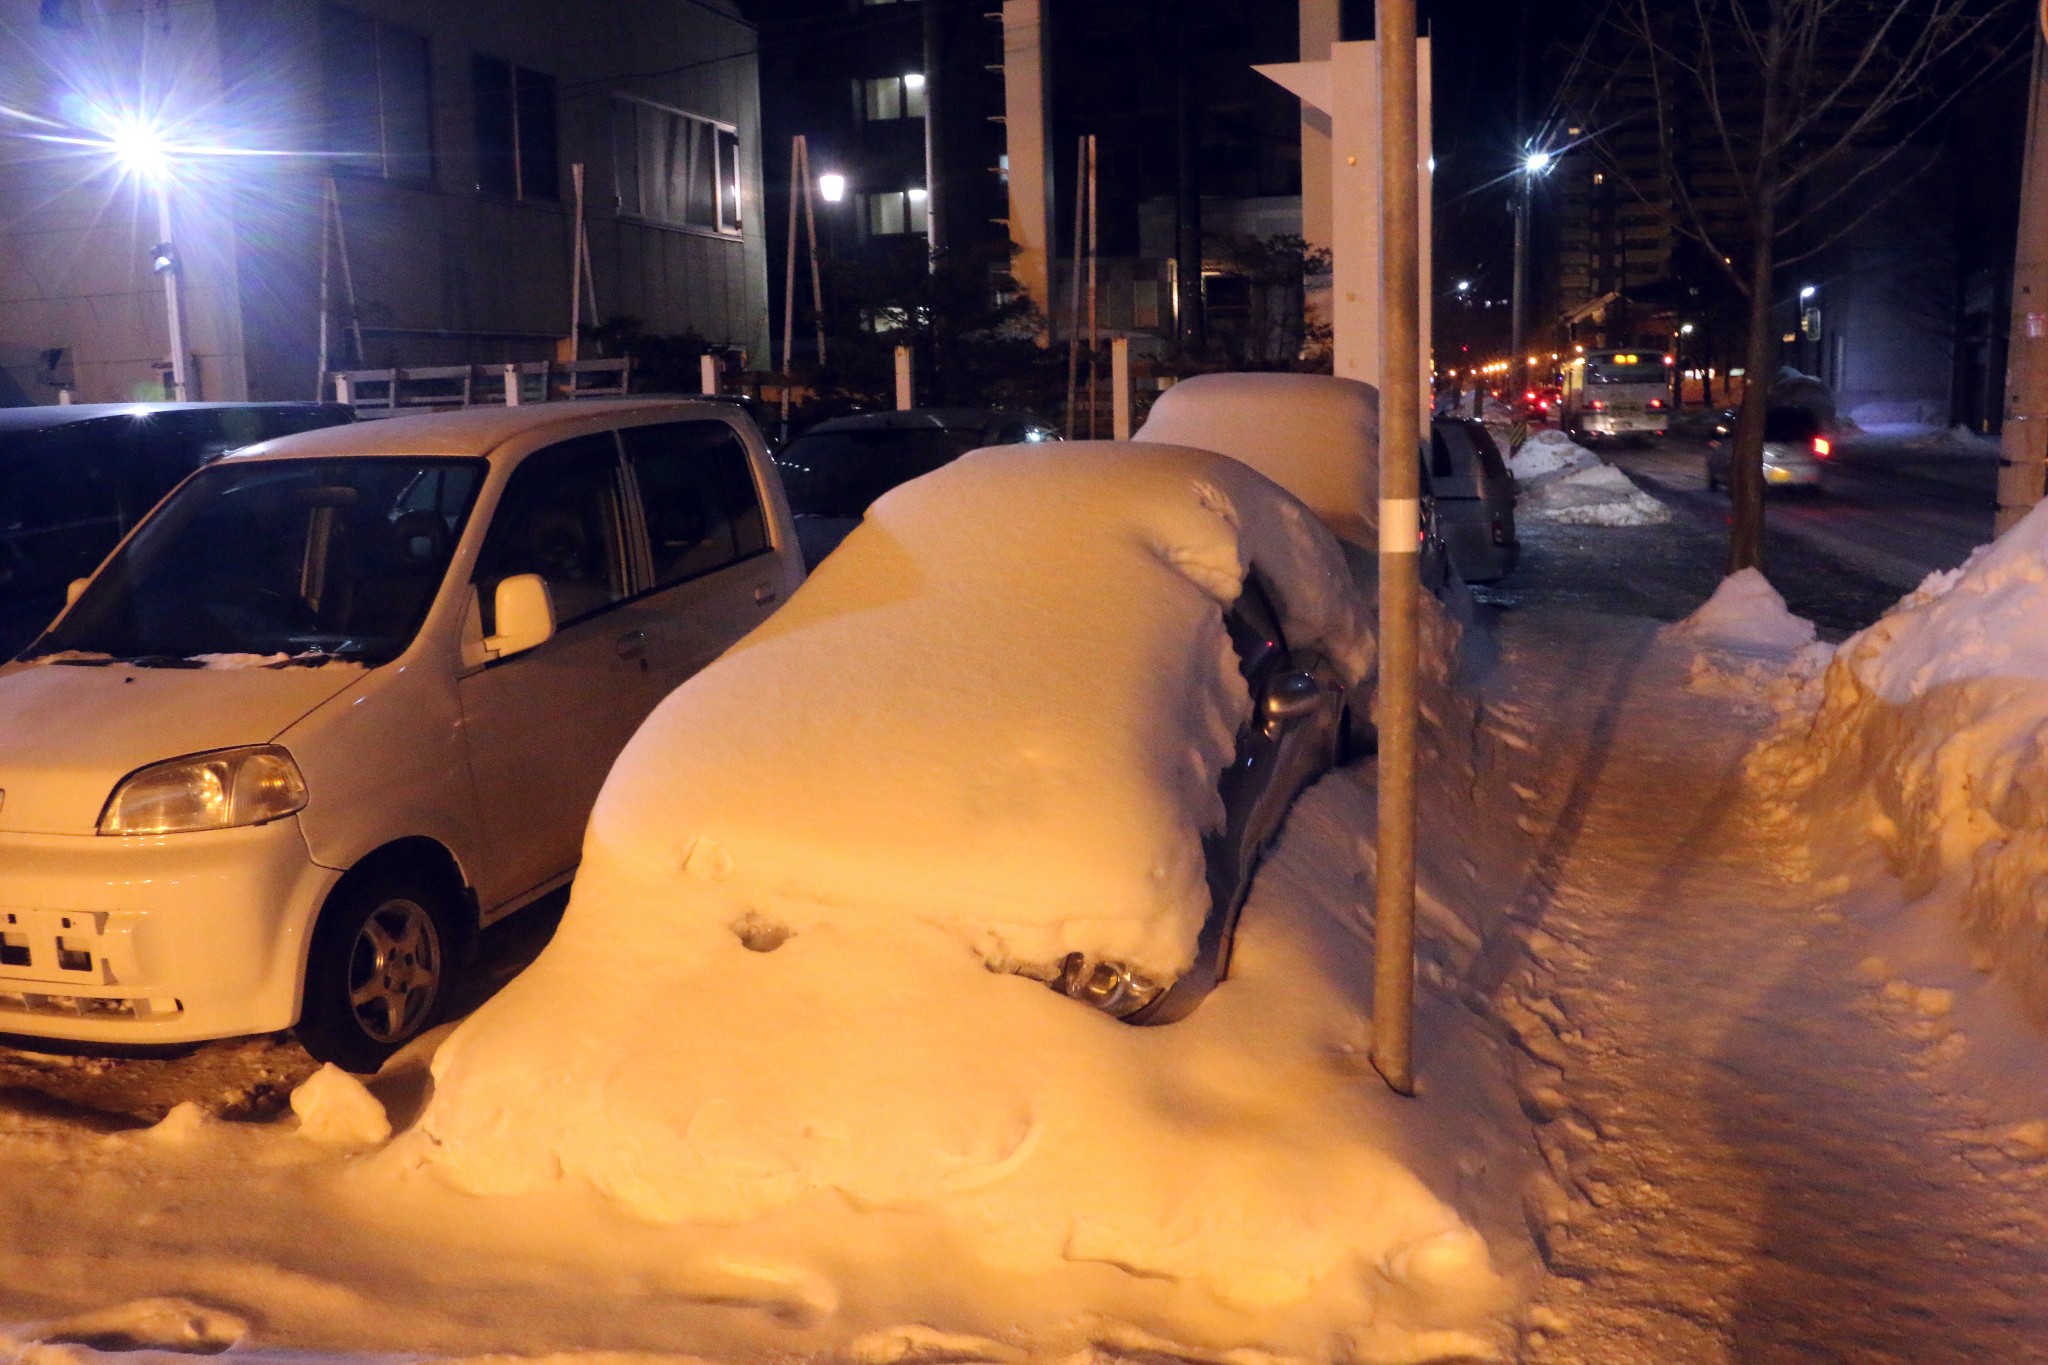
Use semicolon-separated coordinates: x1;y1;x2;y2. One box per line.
1799;284;1816;300
903;72;926;90
817;172;847;203
104;113;173;180
1523;149;1552;175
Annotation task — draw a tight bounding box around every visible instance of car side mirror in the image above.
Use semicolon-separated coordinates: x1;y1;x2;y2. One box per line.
483;572;556;659
65;578;88;607
1260;670;1323;734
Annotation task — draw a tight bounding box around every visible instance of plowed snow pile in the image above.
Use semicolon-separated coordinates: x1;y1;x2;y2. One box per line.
1519;463;1671;527
1756;499;2048;1015
1505;429;1598;486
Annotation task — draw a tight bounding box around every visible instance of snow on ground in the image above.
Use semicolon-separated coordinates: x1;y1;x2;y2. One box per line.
1504;430;1597;487
1517;464;1671;528
1748;500;2048;1126
1481;610;2048;1360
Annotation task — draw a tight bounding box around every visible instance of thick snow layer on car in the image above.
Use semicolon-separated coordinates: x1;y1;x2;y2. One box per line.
1134;372;1379;544
385;441;1528;1358
1755;501;2048;1014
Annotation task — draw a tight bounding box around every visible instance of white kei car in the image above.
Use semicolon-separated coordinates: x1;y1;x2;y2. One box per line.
0;400;802;1070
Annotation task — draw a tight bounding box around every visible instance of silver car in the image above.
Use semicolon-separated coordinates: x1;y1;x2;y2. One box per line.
1706;407;1829;491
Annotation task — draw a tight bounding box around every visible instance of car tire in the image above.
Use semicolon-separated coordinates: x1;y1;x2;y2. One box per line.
297;869;461;1074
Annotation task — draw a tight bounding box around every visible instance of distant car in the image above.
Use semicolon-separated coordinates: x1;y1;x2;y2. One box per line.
1429;418;1519;582
0;399;804;1070
0;402;357;657
1705;407;1830;491
775;407;1059;566
1515;386;1559;422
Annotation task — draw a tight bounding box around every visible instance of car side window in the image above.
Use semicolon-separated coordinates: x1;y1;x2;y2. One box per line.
0;421;132;595
473;433;629;632
620;420;769;587
1224;575;1289;690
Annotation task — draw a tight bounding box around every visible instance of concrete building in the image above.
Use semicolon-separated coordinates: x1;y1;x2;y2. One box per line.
0;0;771;407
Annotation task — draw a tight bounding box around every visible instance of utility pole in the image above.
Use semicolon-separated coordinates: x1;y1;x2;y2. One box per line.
1372;0;1421;1097
2001;25;2048;534
153;183;190;400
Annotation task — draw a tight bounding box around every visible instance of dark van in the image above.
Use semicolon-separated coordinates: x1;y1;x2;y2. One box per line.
0;403;356;655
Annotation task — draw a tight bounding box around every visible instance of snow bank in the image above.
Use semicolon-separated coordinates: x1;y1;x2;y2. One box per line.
1518;463;1671;527
1755;501;2048;1016
1667;569;1817;656
1136;372;1379;545
1507;429;1599;486
390;441;1520;1358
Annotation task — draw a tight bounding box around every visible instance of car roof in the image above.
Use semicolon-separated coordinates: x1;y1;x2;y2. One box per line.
0;402;350;436
217;399;741;464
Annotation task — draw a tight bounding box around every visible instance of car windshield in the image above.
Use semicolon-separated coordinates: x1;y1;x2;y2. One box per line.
26;457;484;667
776;427;971;517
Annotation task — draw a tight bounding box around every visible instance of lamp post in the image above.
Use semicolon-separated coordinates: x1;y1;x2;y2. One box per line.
1511;149;1551;397
106;115;191;400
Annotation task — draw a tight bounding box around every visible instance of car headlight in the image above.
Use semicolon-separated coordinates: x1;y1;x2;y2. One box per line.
1051;952;1163;1019
99;745;308;836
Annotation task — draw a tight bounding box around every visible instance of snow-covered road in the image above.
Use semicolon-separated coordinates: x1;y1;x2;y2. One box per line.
1492;610;2048;1362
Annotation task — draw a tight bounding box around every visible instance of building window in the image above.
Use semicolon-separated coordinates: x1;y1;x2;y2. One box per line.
860;74;927;122
612;95;742;235
859;188;928;236
320;6;433;180
474;57;560;201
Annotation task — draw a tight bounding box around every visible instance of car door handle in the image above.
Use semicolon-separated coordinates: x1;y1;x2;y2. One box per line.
753;583;779;605
615;629;647;659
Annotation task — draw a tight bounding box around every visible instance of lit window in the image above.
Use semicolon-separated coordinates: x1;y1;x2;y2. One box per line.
1592;171;1604;185
612;95;742;235
858;189;928;236
861;75;927;122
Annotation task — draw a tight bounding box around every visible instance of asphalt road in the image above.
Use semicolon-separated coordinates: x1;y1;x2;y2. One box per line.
1487;431;1998;640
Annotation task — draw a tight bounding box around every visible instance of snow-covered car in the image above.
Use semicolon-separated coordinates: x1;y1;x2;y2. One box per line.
0;400;803;1069
520;439;1367;1029
1706;406;1830;491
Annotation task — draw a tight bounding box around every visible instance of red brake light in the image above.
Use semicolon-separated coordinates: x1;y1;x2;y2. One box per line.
1589;399;1607;411
1647;398;1665;410
1814;436;1831;457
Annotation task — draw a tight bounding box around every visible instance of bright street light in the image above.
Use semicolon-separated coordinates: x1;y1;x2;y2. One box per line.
903;72;926;90
1680;322;1696;335
817;172;847;203
1523;149;1553;175
1456;279;1470;293
105;114;172;180
1799;284;1816;300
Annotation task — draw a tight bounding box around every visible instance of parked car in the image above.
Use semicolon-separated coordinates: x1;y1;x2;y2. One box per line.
1429;417;1519;582
775;408;1059;566
0;402;357;658
1705;406;1830;491
0;399;803;1069
543;439;1365;1035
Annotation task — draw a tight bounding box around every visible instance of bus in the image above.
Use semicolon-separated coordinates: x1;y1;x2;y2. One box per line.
1561;349;1671;441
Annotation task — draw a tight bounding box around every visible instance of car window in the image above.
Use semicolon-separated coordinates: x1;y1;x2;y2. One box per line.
1224;575;1289;689
474;434;630;632
1468;424;1509;478
1429;428;1456;480
0;420;134;599
620;421;769;587
1764;408;1820;442
34;457;485;665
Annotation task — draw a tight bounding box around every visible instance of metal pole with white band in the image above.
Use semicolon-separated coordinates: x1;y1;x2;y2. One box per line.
1371;0;1421;1096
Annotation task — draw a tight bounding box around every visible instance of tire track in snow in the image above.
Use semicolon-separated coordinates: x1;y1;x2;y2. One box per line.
1487;612;2048;1363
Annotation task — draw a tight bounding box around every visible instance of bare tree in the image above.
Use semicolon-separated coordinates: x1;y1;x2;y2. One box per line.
1570;0;2025;570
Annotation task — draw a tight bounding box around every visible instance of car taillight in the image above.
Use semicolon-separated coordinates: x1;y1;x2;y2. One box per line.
1525;390;1536;400
1647;398;1665;410
1589;399;1607;411
1813;436;1831;458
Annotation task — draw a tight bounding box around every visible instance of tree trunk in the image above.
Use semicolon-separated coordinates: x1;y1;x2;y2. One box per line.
1727;199;1778;573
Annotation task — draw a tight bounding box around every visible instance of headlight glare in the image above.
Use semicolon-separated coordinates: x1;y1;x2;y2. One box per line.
1052;952;1162;1019
100;745;308;835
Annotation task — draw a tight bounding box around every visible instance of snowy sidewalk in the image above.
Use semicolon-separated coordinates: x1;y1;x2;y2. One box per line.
1487;610;2048;1363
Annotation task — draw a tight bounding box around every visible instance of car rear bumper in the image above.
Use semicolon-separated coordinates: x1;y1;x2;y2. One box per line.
0;820;336;1044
